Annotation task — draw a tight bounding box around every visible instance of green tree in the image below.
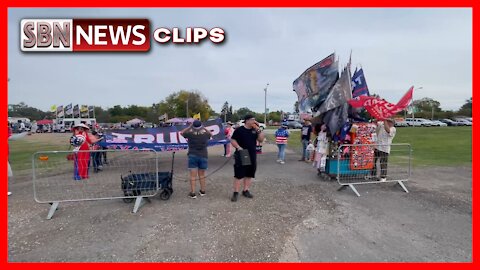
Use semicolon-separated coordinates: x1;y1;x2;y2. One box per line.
268;111;282;123
94;106;110;123
235;107;254;120
294;101;299;113
8;102;50;120
457;97;472;117
220;101;229;122
158;90;212;120
412;98;442;119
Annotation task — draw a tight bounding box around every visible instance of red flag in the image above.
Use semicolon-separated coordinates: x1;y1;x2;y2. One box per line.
348;86;414;120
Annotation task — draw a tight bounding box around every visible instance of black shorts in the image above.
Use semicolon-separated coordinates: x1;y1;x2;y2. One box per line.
233;151;256;179
234;163;257;179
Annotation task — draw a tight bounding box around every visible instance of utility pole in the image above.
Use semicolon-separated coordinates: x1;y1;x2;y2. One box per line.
412;86;423;127
186;98;189;118
431;101;434;120
264;83;269;126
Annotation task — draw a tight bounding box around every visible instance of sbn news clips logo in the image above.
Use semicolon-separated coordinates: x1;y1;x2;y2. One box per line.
20;19;226;52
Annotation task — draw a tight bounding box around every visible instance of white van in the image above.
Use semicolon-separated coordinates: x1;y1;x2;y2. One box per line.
405;118;432;127
54;118;97;132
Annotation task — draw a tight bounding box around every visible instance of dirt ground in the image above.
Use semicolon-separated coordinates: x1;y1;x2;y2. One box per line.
7;134;472;262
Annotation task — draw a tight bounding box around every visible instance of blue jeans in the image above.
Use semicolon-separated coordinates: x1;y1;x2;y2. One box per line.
301;139;309;160
188;155;208;170
277;144;286;161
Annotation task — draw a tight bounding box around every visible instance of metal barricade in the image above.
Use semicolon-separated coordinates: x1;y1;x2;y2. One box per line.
335;143;411;196
33;149;164;219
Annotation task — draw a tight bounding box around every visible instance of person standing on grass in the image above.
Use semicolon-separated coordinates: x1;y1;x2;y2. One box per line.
274;123;289;164
299;120;313;161
369;118;396;182
180;120;212;199
230;114;265;202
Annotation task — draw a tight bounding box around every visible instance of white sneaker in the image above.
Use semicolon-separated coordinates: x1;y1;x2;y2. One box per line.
7;192;12;196
280;161;285;164
380;178;387;182
276;159;281;163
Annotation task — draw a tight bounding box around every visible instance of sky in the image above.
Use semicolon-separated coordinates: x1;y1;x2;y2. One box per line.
8;8;472;114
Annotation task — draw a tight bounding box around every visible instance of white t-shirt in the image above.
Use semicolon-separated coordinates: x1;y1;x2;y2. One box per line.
375;122;396;154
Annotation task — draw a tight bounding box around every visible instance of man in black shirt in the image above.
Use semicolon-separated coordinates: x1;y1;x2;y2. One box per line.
299;120;313;161
230;114;265;202
180;120;212;199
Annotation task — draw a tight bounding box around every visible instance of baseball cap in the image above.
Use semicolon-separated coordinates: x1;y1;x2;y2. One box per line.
244;114;255;121
192;120;202;128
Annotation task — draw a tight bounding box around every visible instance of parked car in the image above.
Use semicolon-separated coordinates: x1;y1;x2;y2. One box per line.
405;118;432;127
439;119;459;126
455;118;472;126
394;120;409;127
430;120;447;127
287;121;303;129
143;122;154;128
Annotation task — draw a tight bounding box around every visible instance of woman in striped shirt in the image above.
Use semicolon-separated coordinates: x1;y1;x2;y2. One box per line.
275;124;289;164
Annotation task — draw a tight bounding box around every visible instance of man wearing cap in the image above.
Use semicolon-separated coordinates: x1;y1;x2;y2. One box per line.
299;120;313;161
370;118;397;182
230;114;265;202
180;120;212;199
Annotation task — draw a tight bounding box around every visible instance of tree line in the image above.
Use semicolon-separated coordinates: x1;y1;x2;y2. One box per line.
8;91;472;123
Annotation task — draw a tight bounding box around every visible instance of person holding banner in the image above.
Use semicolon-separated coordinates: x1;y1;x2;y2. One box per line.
368;118;396;182
180;120;212;199
230;114;265;202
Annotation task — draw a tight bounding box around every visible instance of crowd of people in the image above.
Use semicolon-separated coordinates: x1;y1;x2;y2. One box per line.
7;115;396;201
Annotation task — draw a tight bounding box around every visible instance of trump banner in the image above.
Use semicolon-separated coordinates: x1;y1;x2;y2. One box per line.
98;118;228;151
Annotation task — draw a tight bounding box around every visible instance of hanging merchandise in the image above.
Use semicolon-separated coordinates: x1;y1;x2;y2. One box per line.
349;122;377;170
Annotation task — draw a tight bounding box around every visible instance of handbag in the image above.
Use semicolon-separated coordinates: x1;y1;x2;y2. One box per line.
236;149;251;166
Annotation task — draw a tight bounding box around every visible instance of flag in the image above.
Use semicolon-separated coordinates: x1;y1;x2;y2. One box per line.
73;104;80;118
50;105;57;113
56;105;64;118
65;103;73;116
322;103;349;135
348;86;414;120
351;68;370;98
314;65;352;116
80;105;89;117
193;113;201;120
293;53;339;113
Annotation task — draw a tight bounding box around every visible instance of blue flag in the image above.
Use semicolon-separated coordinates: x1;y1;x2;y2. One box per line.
351;68;369;98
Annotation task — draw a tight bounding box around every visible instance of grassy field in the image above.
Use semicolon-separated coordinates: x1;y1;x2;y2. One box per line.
9;133;71;173
9;127;471;175
266;126;472;167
